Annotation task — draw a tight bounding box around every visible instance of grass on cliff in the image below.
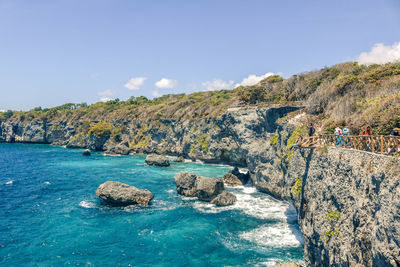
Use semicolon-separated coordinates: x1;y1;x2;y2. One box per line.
1;62;400;135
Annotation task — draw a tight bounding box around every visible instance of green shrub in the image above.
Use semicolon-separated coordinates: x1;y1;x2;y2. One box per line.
291;177;302;195
270;134;279;146
196;134;209;152
88;121;113;137
285;126;307;161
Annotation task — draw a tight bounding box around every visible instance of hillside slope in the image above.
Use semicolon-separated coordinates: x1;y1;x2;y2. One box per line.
1;62;400;135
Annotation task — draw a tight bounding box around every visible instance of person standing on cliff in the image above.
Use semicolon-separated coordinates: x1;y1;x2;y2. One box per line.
308;123;315;137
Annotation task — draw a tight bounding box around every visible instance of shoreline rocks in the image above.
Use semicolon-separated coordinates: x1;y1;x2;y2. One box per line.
174;171;236;206
145;154;170;167
210;190;237;206
82;149;91;156
95;181;154;206
173;156;185;162
222;167;250;187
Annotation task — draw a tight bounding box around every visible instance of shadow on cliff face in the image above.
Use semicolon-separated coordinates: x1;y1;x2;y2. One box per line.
299;148;314;220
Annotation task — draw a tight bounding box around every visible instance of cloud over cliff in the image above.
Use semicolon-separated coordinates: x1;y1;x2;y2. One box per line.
358;42;400;65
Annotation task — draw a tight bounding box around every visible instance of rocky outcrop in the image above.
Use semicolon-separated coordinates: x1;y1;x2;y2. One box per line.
174;171;198;196
95;181;154;206
210;190;236;206
222;173;242;187
223;167;250;186
174;171;236;206
173;156;185;162
285;148;400;266
195;176;224;201
82;149;91;156
145;154;170;167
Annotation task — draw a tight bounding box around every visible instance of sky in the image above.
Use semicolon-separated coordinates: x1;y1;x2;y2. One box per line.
0;0;400;111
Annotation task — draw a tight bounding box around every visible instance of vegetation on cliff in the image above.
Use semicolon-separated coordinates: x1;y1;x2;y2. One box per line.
1;62;399;135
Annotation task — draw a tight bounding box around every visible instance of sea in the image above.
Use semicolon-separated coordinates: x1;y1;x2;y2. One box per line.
0;143;304;266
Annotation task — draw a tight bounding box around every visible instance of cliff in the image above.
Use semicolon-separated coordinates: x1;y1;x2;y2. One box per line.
1;61;400;266
1;107;399;266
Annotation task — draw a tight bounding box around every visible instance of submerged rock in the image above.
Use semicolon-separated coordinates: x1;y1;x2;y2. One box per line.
82;149;91;156
210;190;237;206
173;156;185;162
145;154;170;167
174;171;236;206
95;181;154;206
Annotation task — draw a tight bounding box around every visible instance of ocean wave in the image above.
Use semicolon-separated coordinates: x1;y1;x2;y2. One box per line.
79;201;97;209
192;186;291;221
5;180;14;185
239;223;303;248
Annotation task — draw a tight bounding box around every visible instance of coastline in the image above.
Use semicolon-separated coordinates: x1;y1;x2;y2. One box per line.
1;106;400;266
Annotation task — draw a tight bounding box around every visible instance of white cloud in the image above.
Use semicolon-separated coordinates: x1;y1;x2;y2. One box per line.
97;89;113;96
124;77;147;90
235;72;275;87
358;42;400;65
155;78;178;89
152;90;161;97
99;97;113;102
202;78;234;91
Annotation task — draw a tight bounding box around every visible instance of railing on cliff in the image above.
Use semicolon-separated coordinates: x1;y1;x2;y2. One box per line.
298;135;400;155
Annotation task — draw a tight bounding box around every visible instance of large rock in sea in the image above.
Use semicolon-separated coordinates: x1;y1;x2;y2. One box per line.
195;176;224;201
145;154;170;167
174;171;236;206
96;181;154;206
210;190;237;206
174;171;198;196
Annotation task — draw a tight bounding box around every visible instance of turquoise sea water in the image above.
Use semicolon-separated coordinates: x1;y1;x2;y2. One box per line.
0;143;303;266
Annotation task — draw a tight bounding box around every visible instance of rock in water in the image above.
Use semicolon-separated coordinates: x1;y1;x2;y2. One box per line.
223;172;243;187
82;149;91;156
174;171;198;196
210;190;237;206
95;181;154;206
273;263;300;267
174;171;236;206
195;176;224;201
173;156;185;162
145;154;170;167
231;167;250;185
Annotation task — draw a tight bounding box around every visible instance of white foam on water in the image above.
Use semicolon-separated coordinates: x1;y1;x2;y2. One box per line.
238;167;249;173
79;201;96;209
254;259;280;266
5;180;14;185
192;186;290;220
190;185;303;251
44;181;51;185
239;222;303;248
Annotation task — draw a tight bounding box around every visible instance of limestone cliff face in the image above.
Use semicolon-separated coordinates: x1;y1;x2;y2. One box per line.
287;149;400;266
1;107;399;266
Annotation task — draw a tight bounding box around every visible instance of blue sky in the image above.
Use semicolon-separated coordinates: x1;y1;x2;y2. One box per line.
0;0;399;110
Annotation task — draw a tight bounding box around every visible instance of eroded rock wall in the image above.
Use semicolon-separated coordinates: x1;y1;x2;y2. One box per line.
1;107;399;266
